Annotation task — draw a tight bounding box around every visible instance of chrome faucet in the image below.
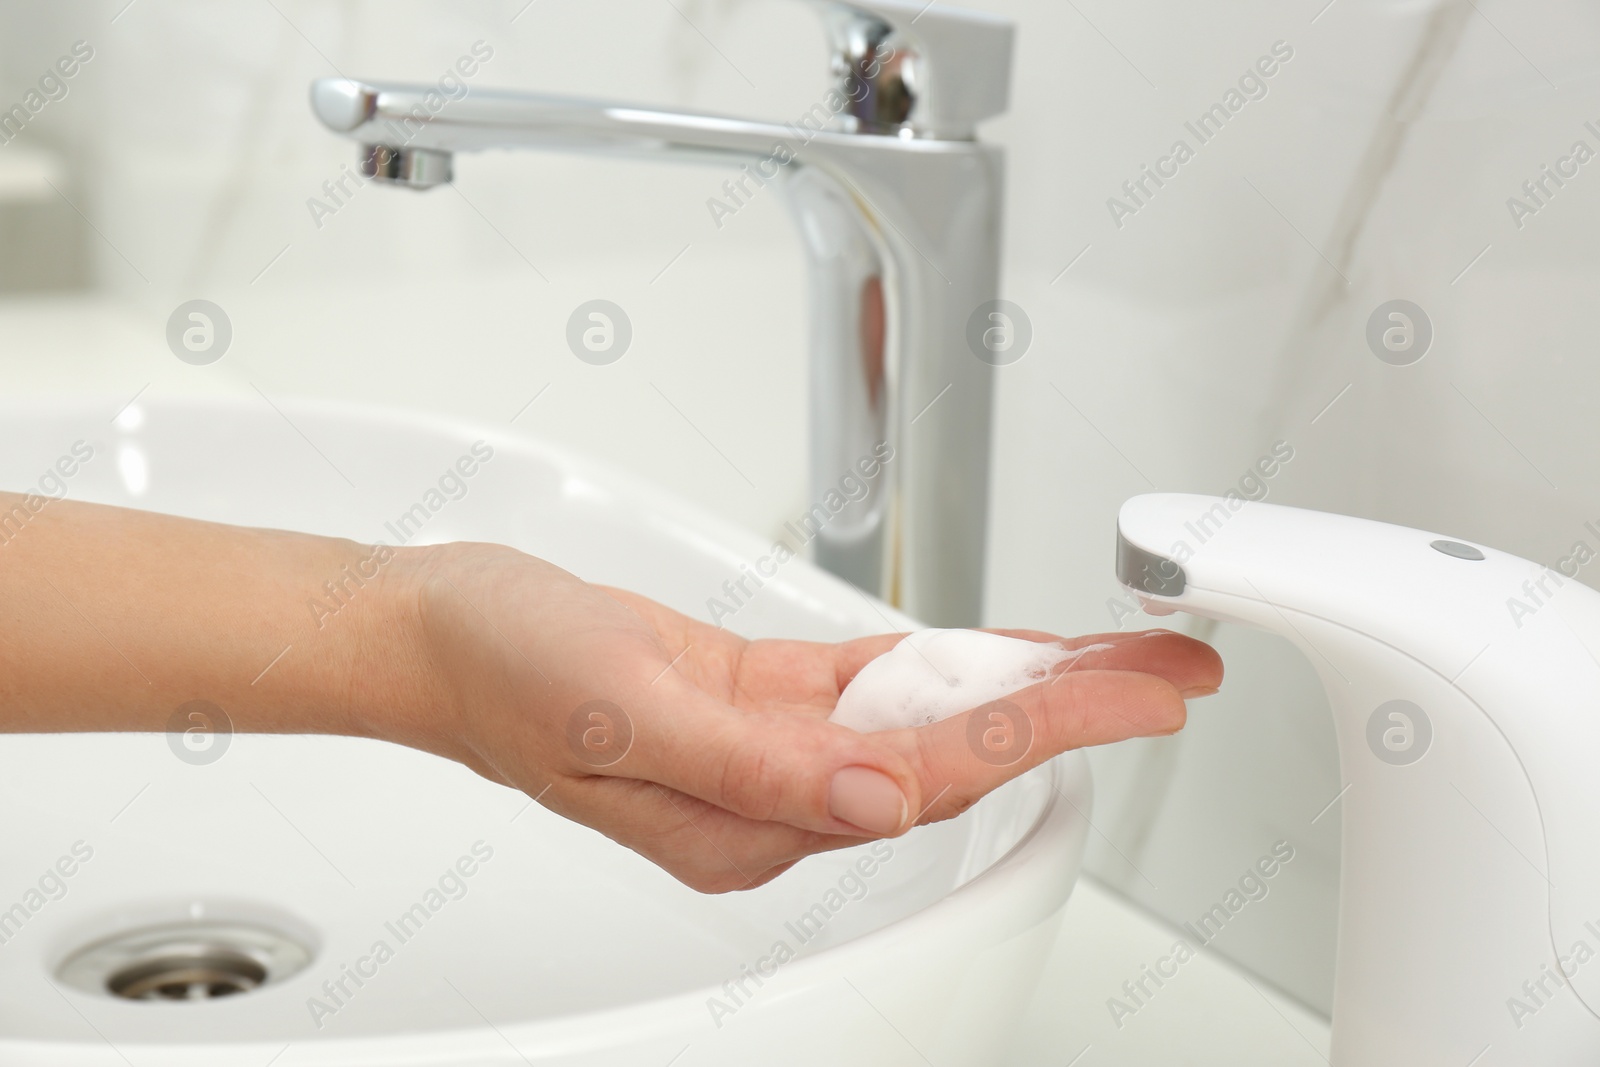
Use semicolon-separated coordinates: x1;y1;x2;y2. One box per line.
309;0;1014;625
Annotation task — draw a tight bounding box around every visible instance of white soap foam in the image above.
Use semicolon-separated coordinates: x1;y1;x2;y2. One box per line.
829;629;1101;734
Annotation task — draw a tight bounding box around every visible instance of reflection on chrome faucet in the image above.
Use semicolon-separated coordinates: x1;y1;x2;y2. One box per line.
705;40;898;230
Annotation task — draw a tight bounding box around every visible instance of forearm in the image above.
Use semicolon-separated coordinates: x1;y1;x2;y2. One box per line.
0;492;437;745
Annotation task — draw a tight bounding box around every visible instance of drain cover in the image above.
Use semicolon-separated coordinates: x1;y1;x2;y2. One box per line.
58;921;312;1002
107;946;268;1001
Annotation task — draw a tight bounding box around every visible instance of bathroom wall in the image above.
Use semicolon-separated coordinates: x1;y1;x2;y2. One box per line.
3;0;1598;1018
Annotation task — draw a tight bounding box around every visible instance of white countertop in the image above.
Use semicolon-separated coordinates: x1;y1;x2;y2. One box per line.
1008;877;1331;1065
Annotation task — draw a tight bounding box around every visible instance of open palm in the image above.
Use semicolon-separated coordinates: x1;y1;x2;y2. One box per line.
414;543;1222;892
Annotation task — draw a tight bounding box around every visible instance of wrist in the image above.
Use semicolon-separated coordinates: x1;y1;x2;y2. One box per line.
341;541;457;757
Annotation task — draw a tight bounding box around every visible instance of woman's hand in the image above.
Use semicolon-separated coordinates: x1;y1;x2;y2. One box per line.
403;543;1223;893
0;493;1220;895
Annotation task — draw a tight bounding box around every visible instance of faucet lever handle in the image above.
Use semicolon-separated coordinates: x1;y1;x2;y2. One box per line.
805;0;1014;139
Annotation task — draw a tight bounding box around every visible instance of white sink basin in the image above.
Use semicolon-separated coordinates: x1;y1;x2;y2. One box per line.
0;395;1090;1066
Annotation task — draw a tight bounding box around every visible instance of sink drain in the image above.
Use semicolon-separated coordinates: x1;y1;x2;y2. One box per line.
58;921;313;1002
107;946;268;1001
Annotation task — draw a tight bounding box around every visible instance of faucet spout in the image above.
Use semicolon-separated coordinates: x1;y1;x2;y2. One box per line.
310;3;1011;625
313;77;853;162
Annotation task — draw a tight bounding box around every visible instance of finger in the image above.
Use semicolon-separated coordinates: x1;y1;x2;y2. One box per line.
560;628;1215;843
1041;630;1222;696
588;674;925;840
828;628;1219;693
586;672;1188;886
876;669;1188;825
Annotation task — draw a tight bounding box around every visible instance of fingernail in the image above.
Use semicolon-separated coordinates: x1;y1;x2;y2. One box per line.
1180;685;1220;699
828;766;908;835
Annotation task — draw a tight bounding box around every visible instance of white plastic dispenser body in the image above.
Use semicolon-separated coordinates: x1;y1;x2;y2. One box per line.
1117;493;1600;1065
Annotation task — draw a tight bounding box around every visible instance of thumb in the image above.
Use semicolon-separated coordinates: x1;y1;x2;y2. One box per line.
589;676;923;838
